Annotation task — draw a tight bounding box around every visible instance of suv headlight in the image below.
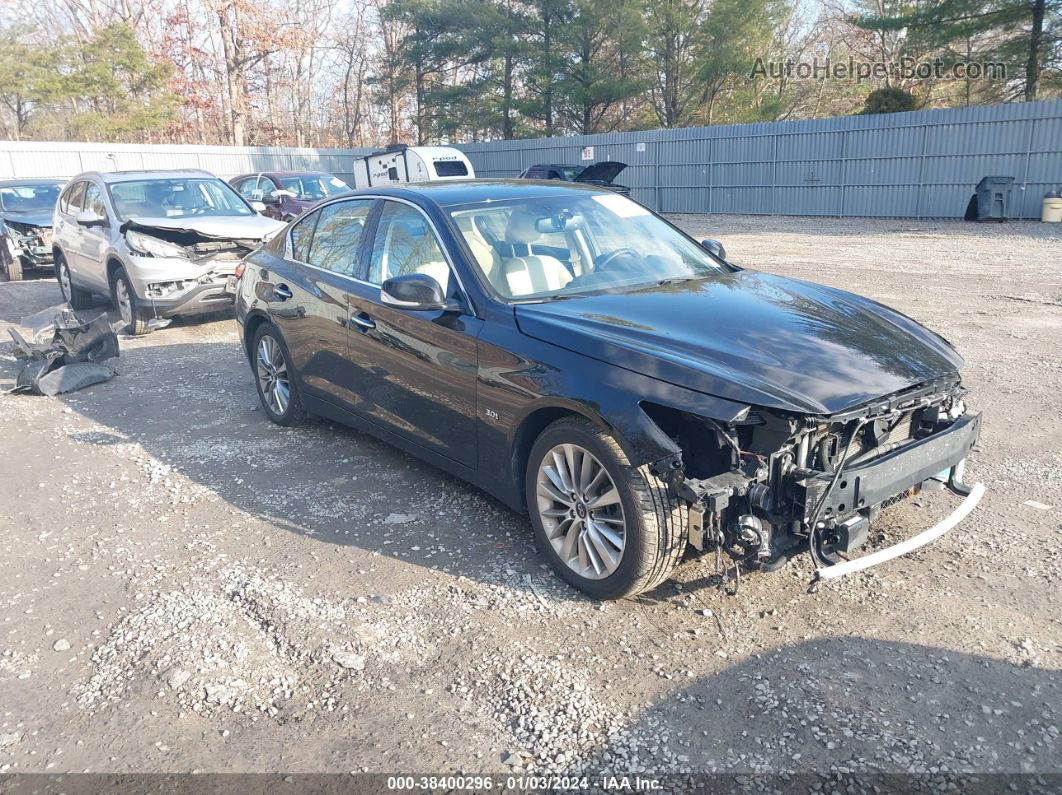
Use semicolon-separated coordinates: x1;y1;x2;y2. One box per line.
125;230;188;259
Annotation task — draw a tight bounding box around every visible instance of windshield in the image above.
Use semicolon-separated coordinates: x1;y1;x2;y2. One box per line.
449;192;725;301
558;167;582;180
0;184;61;213
278;175;349;201
109;178;253;220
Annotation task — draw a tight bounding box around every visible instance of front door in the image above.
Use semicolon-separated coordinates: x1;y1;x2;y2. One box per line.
346;199;481;468
75;182;112;292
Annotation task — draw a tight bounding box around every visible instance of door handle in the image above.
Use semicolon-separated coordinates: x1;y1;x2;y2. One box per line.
349;311;375;331
273;284;292;301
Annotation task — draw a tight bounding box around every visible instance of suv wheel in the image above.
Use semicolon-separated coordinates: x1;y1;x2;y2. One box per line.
252;324;306;426
56;252;94;309
525;416;689;600
2;248;23;281
110;267;149;335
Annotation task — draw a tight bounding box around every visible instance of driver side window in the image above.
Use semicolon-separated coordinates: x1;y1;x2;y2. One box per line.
83;183;108;222
366;202;451;293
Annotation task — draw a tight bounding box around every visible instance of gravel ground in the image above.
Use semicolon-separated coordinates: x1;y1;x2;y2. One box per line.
0;215;1059;783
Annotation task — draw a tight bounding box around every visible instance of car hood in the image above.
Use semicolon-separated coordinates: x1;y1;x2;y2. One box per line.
1;210;53;228
576;161;627;183
514;270;963;415
124;214;286;241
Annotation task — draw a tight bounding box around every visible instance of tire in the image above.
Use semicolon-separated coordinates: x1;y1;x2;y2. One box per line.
109;266;150;335
4;255;23;282
525;416;688;600
55;252;94;309
251;323;307;427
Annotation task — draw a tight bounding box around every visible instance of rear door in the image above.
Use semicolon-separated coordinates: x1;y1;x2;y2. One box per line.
344;199;481;467
264;197;376;408
54;180;86;274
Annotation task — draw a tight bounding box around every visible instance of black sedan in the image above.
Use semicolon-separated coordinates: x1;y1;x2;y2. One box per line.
235;181;982;599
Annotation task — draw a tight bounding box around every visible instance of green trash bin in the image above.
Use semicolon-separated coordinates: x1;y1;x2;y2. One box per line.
975;176;1015;221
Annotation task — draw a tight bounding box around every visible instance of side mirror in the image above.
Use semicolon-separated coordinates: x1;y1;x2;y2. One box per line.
250;200;267;213
381;273;458;312
76;209;106;227
701;238;726;260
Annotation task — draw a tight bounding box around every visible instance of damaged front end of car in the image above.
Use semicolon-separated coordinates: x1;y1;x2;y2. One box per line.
645;378;983;587
121;220;264;311
2;219;54;267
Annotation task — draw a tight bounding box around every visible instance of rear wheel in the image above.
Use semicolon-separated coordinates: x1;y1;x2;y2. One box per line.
110;267;149;335
252;324;306;427
56;252;94;309
525;416;688;600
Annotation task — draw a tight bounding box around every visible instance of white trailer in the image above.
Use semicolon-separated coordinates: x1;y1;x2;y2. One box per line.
351;145;474;188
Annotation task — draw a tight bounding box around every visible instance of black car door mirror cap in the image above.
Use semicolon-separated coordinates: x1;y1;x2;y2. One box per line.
701;239;726;260
381;272;459;312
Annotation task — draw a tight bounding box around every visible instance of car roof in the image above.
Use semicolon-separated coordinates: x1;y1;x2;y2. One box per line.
232;170;335;180
69;169;220;185
524;164;579;169
352;179;611;207
0;178;67;187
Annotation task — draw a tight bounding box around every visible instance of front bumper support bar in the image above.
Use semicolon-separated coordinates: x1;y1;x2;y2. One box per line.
816;481;985;580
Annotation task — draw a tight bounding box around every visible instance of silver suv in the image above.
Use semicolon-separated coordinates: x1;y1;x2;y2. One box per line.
52;170;285;334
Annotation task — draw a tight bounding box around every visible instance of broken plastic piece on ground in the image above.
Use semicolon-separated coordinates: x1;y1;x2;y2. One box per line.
8;303;119;396
145;316;173;332
35;362;116;395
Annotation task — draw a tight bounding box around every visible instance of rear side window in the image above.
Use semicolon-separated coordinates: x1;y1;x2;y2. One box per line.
60;181;86;215
306;199;373;276
289;214;318;262
233;177;255;197
434;160;468;177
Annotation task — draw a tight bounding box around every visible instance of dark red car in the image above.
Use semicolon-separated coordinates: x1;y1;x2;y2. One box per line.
229;171;351;222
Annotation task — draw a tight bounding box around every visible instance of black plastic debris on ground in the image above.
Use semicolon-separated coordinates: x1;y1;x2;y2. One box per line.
8;304;119;396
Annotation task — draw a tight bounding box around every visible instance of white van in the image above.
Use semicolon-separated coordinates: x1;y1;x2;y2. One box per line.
352;145;474;188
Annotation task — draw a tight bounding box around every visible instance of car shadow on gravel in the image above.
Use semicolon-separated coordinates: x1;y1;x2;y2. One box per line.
581;636;1060;781
30;337;582;605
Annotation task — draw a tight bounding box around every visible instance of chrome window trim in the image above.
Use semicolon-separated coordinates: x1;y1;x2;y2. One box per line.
285;194;477;316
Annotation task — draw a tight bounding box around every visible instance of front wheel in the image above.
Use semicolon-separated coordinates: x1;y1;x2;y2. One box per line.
110;267;149;335
3;253;22;282
525;416;688;600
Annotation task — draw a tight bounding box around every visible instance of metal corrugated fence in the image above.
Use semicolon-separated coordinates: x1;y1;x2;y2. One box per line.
2;101;1060;217
0;142;373;186
457;100;1062;218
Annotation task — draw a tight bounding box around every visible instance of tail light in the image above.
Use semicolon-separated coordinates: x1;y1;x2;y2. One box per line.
234;262;245;280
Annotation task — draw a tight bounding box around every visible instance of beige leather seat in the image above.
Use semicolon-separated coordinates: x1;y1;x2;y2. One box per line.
415;260;451;293
496;212;572;297
454;215;497;272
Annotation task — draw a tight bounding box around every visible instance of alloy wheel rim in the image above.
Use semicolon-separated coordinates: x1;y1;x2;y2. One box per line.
536;443;626;580
115;278;132;323
256;335;290;416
